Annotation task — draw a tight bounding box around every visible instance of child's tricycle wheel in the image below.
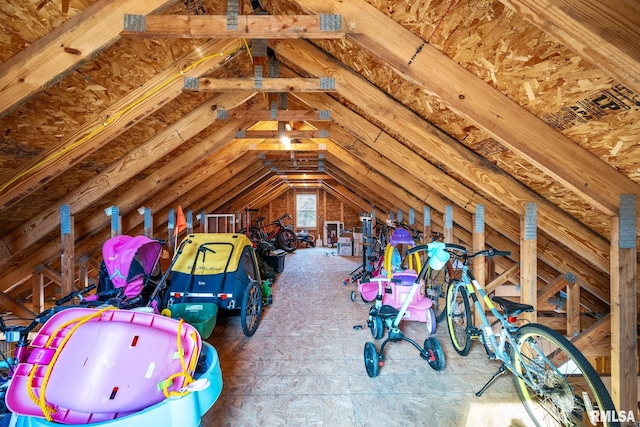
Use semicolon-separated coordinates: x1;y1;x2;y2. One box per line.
422;337;446;371
368;314;384;340
350;291;356;301
241;280;263;337
364;342;380;378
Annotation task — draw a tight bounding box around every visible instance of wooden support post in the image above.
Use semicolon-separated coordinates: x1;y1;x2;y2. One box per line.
521;202;537;323
423;206;431;241
78;255;89;289
610;194;637;421
566;277;581;338
32;264;45;313
60;205;74;299
443;205;453;243
473;205;486;325
186;209;193;234
200;209;207;232
140;207;153;238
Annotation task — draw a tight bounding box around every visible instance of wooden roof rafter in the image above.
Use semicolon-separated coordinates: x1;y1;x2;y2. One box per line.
287;0;640;217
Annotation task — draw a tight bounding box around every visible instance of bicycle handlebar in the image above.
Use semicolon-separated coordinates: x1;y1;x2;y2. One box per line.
445;245;511;260
55;283;97;306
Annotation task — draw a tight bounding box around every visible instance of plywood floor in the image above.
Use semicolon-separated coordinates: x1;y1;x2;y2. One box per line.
202;246;537;427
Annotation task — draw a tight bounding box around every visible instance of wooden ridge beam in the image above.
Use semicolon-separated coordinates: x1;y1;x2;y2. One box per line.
184;77;336;93
217;109;331;121
121;14;346;39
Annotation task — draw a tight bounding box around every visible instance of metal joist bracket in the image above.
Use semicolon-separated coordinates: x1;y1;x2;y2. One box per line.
524;202;537;240
183;77;199;90
620;194;636;249
318;110;331;120
236;129;246;138
254;66;263;89
267;60;280;78
475;204;485;233
252;39;267;58
270;102;277;120
319;77;335;90
319;14;342;31
123;14;146;32
217;109;229;120
226;0;239;30
318;129;329;138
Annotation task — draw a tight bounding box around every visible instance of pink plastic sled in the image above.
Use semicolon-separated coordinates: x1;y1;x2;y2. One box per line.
6;307;201;424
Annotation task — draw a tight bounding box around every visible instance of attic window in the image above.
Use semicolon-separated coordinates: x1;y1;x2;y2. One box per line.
296;194;316;229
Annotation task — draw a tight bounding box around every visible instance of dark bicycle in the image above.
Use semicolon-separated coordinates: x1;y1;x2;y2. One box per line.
240;213;298;253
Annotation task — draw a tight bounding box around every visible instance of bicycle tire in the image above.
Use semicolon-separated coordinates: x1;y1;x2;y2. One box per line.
446;280;473;356
513;323;620;427
277;229;298;252
239;227;262;243
426;260;454;323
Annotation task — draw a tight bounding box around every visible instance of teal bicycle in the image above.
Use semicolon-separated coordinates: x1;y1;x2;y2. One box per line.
444;244;619;427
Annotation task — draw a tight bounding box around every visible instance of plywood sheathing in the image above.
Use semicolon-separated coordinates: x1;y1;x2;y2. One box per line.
269;0;638;243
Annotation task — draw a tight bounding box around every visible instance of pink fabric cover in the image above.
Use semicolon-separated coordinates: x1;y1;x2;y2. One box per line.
101;235;162;299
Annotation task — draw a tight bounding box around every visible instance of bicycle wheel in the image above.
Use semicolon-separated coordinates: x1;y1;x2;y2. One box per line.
426;260;454;323
277;229;298;253
446;280;473;356
241;280;263;337
239;227;262;244
513;324;619;427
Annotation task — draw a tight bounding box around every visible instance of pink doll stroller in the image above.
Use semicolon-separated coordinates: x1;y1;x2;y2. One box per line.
83;235;164;311
360;228;437;333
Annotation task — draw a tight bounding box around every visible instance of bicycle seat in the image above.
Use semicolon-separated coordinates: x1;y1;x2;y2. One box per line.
492;296;534;316
378;304;399;319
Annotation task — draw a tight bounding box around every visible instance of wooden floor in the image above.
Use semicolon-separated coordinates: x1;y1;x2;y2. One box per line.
202;246;538;427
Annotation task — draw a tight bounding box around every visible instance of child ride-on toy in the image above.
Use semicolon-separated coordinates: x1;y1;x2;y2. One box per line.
364;241;450;377
360;228;438;332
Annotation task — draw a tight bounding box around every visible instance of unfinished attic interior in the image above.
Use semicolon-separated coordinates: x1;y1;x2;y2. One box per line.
0;0;638;423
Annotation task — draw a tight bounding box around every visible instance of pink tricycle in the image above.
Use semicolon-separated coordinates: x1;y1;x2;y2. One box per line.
363;240;451;377
360;228;437;333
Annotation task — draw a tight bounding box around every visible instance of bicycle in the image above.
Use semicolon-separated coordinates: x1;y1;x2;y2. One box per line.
443;244;619;427
418;230;457;323
240;213;298;253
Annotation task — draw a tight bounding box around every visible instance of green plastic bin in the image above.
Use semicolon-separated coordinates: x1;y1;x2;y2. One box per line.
167;303;218;339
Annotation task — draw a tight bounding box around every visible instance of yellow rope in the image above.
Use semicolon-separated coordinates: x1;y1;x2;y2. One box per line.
0;42;247;196
161;319;200;398
26;306;117;421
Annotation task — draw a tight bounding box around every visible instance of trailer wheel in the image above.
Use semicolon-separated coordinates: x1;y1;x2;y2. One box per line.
241;280;263;336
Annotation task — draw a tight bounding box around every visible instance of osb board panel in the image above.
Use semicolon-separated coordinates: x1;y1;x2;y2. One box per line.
0;2;255;235
0;1;95;61
271;0;637;242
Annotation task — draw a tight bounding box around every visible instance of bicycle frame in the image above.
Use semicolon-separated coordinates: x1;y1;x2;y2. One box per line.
454;273;551;393
450;248;579;396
